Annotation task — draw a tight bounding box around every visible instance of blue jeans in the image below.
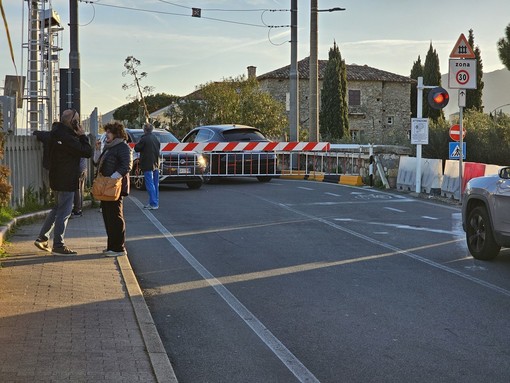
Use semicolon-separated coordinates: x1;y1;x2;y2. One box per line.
38;190;74;248
144;169;159;207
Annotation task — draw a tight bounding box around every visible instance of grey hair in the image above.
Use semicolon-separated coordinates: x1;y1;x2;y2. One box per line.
143;123;154;133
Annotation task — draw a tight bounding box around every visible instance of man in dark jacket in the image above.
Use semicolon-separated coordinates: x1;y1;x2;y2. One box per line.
134;123;160;209
34;109;93;256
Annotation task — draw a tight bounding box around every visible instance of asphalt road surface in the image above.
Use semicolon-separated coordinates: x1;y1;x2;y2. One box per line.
123;178;510;383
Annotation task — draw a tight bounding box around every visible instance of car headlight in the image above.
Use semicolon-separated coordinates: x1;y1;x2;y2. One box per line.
197;154;207;168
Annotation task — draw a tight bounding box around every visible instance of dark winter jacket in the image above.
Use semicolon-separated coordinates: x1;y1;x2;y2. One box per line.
97;141;133;197
33;130;51;170
48;122;92;191
134;132;160;171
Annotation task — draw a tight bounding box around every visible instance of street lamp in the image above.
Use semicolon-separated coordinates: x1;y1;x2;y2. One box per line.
309;2;345;141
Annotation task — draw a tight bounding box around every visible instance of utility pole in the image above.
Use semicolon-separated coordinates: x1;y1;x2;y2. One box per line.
289;0;298;142
69;0;80;115
309;0;318;141
309;4;345;141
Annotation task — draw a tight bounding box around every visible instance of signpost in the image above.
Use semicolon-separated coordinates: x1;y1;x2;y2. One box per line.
448;33;476;202
448;59;477;89
449;124;466;141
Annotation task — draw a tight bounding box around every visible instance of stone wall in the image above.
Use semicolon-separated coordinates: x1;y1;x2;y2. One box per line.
259;78;411;144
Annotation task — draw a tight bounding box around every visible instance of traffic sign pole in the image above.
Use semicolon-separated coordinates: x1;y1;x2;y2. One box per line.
449;33;477;202
459;106;463;202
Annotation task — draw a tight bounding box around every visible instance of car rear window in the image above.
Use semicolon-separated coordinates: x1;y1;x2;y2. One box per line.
154;131;180;143
130;130;179;144
222;129;267;142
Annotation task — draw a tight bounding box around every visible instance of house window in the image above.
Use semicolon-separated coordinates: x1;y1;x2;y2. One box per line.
351;129;364;142
348;90;361;106
387;116;394;125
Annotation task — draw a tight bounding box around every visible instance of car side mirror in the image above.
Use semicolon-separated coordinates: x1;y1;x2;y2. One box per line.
499;166;510;179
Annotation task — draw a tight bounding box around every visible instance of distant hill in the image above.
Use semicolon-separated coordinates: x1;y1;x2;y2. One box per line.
441;68;510;118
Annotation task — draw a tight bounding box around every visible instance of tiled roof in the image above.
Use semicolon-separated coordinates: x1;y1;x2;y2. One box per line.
257;57;414;83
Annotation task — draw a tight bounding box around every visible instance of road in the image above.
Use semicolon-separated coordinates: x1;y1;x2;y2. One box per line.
123;178;510;383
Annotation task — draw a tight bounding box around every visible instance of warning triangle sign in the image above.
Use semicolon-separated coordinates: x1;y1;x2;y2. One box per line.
450;33;475;59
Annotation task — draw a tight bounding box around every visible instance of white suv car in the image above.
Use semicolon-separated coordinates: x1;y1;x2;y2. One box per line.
462;166;510;260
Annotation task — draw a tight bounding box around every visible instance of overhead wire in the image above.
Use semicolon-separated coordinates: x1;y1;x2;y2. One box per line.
79;0;289;29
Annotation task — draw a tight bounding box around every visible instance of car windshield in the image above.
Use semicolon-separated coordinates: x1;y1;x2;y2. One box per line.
222;129;267;142
130;130;180;144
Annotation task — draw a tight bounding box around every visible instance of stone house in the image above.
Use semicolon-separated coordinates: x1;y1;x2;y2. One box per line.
253;57;415;143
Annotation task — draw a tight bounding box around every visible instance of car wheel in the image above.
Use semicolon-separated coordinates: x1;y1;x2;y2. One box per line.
132;161;146;191
257;176;272;183
466;206;501;260
186;180;203;189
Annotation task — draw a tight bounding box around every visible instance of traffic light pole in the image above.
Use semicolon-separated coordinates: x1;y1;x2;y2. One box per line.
415;77;437;193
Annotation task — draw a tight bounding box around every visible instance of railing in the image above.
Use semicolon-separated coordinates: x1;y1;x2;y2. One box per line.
0;135;94;207
1;137;405;207
1;135;47;207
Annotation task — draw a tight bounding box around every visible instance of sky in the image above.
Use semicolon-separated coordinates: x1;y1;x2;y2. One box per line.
1;0;510;124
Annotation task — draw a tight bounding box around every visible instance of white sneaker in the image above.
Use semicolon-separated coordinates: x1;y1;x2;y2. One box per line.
147;205;159;210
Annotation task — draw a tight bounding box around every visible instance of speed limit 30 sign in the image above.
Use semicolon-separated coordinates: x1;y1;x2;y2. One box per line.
448;59;477;89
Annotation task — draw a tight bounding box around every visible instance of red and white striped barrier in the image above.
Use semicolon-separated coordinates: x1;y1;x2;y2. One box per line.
160;142;330;152
127;141;330;152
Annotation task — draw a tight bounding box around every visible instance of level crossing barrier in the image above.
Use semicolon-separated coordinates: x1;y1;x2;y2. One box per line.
128;141;363;180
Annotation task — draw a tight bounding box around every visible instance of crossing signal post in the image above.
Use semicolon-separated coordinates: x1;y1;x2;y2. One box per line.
448;33;477;202
427;87;449;109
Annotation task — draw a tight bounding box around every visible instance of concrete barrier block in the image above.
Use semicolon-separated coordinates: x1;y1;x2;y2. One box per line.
340;175;363;186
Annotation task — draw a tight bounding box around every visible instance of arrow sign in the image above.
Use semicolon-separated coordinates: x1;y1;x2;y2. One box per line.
449;124;466;141
459;90;466;107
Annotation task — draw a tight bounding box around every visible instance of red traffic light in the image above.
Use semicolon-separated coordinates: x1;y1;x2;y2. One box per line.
428;87;449;110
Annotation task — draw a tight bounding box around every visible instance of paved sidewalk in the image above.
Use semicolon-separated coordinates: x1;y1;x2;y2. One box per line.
0;207;177;383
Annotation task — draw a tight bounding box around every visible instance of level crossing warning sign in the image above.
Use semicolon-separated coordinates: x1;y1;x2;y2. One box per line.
450;33;475;59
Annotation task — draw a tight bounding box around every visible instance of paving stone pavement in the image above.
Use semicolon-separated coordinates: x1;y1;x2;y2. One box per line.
0;208;177;383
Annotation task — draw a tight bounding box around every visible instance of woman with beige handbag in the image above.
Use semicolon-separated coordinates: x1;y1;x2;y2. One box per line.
94;122;132;257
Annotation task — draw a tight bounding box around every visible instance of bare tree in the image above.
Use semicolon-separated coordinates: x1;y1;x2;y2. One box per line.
121;56;154;123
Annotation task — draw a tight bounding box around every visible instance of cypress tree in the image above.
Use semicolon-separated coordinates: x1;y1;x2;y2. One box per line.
423;43;444;121
466;29;484;111
319;42;348;140
410;56;423;118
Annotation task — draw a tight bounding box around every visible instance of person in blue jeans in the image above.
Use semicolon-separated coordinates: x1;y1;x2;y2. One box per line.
34;109;93;256
134;123;160;210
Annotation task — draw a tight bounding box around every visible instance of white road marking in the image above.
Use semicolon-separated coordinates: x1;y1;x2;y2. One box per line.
325;192;342;197
129;196;320;383
298;186;314;191
384;207;405;213
422;216;438;220
333;218;455;235
258;198;510;298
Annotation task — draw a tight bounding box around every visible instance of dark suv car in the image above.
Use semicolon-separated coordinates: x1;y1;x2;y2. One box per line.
462;166;510;260
126;128;206;190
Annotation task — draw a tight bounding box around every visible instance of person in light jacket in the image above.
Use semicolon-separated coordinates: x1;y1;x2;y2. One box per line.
94;122;132;257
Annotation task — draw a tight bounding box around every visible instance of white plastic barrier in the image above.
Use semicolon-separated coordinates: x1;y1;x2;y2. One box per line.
484;164;502;176
396;156;416;191
441;160;462;200
420;158;443;194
